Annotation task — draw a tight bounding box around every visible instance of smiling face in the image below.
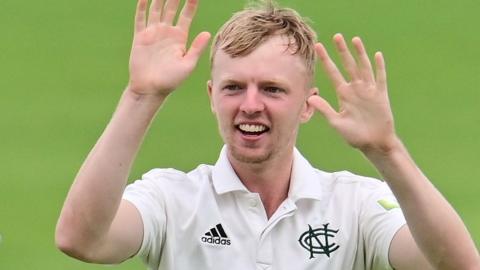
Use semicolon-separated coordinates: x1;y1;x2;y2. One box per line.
208;35;317;165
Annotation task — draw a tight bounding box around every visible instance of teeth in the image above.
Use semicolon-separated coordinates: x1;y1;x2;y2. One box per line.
238;124;267;133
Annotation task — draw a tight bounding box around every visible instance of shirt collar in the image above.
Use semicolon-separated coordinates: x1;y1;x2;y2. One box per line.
288;148;323;201
212;146;323;201
212;146;249;194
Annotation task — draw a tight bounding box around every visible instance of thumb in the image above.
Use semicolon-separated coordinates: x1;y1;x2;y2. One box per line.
185;31;211;62
307;95;337;122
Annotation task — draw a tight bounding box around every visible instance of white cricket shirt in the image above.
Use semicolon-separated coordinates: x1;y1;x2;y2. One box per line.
123;146;406;270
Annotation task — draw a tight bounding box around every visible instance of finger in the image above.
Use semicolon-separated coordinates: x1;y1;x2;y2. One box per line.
352;37;375;83
161;0;181;24
375;52;387;91
307;95;338;123
184;31;211;62
148;0;164;26
134;0;148;33
177;0;198;33
315;42;346;89
333;33;360;81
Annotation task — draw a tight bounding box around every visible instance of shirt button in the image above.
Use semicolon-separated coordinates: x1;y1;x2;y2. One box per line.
249;199;258;207
256;263;271;270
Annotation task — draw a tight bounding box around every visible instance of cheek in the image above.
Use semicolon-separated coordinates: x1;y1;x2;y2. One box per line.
214;104;234;127
272;108;301;131
281;105;306;130
215;95;240;115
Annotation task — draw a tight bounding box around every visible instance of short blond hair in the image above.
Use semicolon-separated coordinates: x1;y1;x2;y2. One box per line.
211;0;317;76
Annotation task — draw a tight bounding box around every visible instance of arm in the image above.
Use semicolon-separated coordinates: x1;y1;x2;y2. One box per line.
308;34;480;269
55;0;210;263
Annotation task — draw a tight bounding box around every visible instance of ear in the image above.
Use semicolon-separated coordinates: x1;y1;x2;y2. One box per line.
300;87;319;123
207;80;216;114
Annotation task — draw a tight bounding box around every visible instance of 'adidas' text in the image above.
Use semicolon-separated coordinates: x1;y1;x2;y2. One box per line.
201;223;231;246
201;236;231;245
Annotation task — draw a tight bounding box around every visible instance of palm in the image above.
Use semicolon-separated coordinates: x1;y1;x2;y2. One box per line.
127;0;210;97
309;34;397;152
334;81;394;149
130;25;191;94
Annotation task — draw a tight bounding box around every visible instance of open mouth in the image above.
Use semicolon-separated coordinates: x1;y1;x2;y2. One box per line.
236;124;270;136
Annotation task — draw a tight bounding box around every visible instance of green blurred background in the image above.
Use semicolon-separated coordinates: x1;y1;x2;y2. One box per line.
0;0;478;269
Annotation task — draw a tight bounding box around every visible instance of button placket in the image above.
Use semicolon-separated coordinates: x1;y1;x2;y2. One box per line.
256;233;273;269
261;199;297;240
241;193;267;237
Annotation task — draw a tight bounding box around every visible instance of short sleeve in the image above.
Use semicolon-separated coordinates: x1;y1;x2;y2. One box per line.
359;182;406;270
122;169;168;268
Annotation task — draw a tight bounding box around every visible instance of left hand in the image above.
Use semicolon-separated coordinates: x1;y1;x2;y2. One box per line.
128;0;210;97
308;34;398;154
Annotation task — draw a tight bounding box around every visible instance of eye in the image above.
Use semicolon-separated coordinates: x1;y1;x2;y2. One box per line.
264;86;284;94
223;84;242;91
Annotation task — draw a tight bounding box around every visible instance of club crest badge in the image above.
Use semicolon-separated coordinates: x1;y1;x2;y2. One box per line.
298;223;340;259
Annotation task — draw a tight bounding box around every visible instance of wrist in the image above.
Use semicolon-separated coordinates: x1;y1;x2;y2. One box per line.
124;85;168;105
361;136;415;183
360;135;405;161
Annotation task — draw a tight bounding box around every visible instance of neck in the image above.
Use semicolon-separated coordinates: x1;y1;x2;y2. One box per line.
229;149;294;219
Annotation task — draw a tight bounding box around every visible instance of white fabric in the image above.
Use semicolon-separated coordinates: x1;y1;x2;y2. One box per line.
123;146;406;270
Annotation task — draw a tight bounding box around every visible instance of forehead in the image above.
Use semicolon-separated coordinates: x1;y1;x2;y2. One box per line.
211;36;309;85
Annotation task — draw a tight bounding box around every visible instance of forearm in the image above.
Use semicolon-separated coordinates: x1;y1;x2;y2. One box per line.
364;138;480;269
56;88;165;249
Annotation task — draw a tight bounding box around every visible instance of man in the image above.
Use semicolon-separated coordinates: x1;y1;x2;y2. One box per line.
55;0;480;269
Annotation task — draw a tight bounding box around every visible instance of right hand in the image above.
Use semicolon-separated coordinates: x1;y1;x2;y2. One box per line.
128;0;211;97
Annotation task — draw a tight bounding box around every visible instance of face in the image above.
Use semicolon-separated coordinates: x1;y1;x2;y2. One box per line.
208;35;316;165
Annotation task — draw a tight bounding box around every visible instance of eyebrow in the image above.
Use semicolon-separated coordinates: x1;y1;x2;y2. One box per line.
258;80;289;88
217;79;245;86
218;77;290;88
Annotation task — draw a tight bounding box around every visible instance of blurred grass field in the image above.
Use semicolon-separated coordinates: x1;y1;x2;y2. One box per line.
0;0;479;269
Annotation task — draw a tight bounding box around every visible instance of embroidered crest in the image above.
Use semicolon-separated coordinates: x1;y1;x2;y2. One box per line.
298;224;340;259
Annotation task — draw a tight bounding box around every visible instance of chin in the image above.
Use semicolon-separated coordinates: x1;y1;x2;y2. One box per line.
228;145;273;164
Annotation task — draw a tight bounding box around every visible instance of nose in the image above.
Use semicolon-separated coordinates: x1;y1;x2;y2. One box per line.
239;87;264;115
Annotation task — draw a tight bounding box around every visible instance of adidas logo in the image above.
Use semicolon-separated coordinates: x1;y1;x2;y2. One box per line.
201;223;231;246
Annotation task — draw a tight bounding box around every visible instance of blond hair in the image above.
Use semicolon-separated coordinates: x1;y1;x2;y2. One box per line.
211;0;317;76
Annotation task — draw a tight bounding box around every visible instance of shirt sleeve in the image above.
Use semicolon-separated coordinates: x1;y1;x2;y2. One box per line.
359;181;406;270
122;169;168;268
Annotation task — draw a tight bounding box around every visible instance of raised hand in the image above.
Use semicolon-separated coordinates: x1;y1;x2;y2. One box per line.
128;0;211;97
308;34;398;154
